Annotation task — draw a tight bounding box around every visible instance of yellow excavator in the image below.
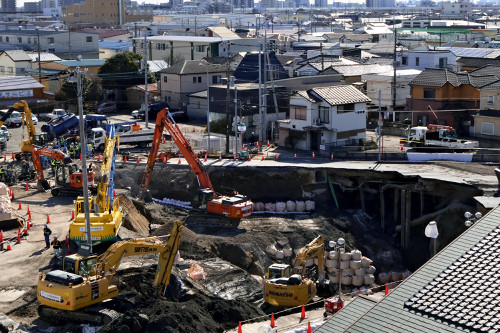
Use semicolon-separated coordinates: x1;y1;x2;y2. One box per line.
68;125;122;243
16;100;49;153
263;235;325;307
37;220;183;324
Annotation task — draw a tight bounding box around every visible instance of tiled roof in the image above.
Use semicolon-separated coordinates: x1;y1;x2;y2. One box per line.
478;79;500;90
0;76;44;90
159;60;226;75
404;225;500;332
470;65;500;78
476;109;500;117
4;50;30;61
309;85;371;105
295;90;316;103
330;64;393;77
315;297;377;333
411;68;499;88
458;57;500;69
320;203;500;333
25;51;61;62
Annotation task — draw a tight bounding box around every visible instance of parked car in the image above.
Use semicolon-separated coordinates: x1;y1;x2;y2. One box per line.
130;102;171;121
4;111;22;127
0;125;10;140
31;114;38;125
97;102;117;114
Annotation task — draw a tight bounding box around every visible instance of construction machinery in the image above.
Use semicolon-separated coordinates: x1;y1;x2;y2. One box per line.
263;235;325;307
17;100;49;154
31;145;95;195
69;125;122;243
404;124;479;151
141;108;253;223
37;220;183;324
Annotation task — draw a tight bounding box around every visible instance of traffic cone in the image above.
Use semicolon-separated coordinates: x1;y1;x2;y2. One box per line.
218;153;222;162
0;229;3;242
11;152;14;160
48;181;51;187
300;305;307;319
98;154;102;162
163;156;167;164
331;153;334;161
123;155;127;162
18;201;22;210
294;154;297;160
248;154;251;162
204;154;207;162
23;226;28;236
11;190;14;200
192;127;196;133
27;205;30;215
28;209;31;220
16;227;21;243
261;155;265;161
312;152;315;160
163;138;166;144
275;154;278;161
359;289;362;295
178;156;181;164
233;155;236;161
270;313;275;328
307;322;311;333
46;214;50;224
79;153;82;161
400;144;404;151
256;142;259;148
267;140;270;147
385;284;389;295
237;321;242;333
137;156;141;163
66;236;70;256
6;240;11;251
71;210;74;220
113;190;116;199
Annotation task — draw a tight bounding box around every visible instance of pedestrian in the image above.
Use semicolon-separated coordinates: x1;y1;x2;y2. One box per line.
250;132;256;147
43;223;52;249
51;235;62;259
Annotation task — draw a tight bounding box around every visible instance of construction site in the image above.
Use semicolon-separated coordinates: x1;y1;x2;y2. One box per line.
0;102;498;333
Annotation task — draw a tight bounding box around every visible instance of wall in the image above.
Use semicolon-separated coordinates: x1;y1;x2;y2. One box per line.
401;52;457;71
479;89;500;110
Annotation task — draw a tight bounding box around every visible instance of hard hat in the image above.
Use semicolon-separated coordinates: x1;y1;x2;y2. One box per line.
53;235;58;239
44;223;47;227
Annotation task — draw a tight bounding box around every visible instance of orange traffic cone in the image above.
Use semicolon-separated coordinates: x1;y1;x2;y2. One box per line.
123;155;127;162
18;201;22;210
178;156;181;164
312;152;315;160
300;305;307;319
0;229;3;242
248;154;251;162
359;289;362;295
137;156;141;163
400;144;404;151
256;142;259;148
275;154;279;161
270;313;276;328
11;152;14;160
46;214;50;224
11;190;14;200
204;154;207;162
261;155;265;161
23;226;28;236
218;154;222;162
28;209;31;220
307;322;311;333
27;205;30;215
16;227;21;243
267;140;270;147
385;284;389;295
48;181;51;187
163;156;167;164
237;321;242;333
163;138;166;144
113;190;116;199
6;240;11;250
331;153;334;161
98;154;102;162
233;155;236;161
71;210;75;219
294;154;297;160
27;219;31;230
79;153;82;161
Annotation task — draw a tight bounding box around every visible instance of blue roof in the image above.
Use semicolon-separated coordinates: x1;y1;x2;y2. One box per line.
55;59;106;67
440;47;494;58
99;41;132;50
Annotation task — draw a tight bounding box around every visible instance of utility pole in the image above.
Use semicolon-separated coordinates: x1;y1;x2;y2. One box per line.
225;43;231;154
36;28;41;83
392;27;397;118
76;67;92;255
143;34;149;128
258;43;263;153
378;90;382;163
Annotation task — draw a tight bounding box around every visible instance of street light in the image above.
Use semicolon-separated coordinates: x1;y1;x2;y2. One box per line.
329;237;345;301
198;62;210;154
425;221;439;256
35;27;41;83
464;211;482;227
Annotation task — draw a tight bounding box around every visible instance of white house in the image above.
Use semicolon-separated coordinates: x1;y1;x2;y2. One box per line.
278;85;371;152
398;48;457;71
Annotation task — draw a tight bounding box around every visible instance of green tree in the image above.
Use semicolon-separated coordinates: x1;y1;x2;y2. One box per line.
98;52;150;90
55;76;101;103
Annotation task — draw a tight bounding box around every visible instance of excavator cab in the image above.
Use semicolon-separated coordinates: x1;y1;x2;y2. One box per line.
63;254;98;277
266;264;292;279
75;196;94;215
195;188;215;208
33;133;50;146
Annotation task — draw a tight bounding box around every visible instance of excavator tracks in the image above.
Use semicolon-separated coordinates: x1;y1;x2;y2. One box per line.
185;211;241;228
38;304;122;325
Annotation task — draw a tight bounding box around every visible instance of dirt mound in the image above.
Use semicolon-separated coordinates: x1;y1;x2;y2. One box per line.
100;266;264;333
118;195;150;237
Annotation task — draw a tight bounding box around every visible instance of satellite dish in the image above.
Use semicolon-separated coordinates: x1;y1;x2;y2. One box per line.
77;55;82;61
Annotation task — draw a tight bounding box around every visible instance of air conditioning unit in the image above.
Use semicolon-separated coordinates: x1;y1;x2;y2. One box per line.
313;118;321;125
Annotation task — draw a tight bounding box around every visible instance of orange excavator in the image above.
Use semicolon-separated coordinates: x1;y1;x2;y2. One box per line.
31;145;95;196
141;107;253;224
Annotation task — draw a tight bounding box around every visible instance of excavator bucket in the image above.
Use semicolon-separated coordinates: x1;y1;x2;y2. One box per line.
37;179;51;191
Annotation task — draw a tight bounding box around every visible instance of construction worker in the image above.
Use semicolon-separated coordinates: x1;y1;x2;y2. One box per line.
43;223;52;249
50;159;56;175
0;166;4;182
51;235;62;259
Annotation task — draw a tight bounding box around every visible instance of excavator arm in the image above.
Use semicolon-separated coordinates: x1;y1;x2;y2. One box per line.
141;108;213;191
95;126;117;213
16;100;38;153
31;145;72;184
292;235;325;280
92;220;183;292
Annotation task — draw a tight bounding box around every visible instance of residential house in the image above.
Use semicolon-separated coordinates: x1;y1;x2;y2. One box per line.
296;56;358;77
458;57;500;71
133;36;239;63
51;59;106;75
329;63;393;84
82;28;131;42
99;41;133;59
407;68;498;133
399;49;457;71
362;69;422;111
0;50;31;76
0;76;45;107
322;33;373;44
278;85;371;152
158;60;227;111
233;52;289;83
361;22;393;42
0;29;99;59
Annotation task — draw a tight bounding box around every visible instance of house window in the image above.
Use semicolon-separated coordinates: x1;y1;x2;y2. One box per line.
337;103;355;113
291;105;307;120
48;48;55;52
7;67;13;74
319;106;329;123
423;88;435;99
156;43;166;50
481;121;494;135
27;37;31;43
402;56;408;65
488;95;494;105
0;66;4;73
193;77;196;83
18;37;22;43
438;57;447;68
196;45;205;52
212;75;221;84
5;37;9;42
163;76;168;83
0;36;2;42
415;57;420;66
48;37;55;44
86;36;92;42
198;76;202;83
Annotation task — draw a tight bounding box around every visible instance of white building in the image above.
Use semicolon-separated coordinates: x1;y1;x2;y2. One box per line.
442;0;473;18
398;48;457;71
278;85;371;152
41;0;62;18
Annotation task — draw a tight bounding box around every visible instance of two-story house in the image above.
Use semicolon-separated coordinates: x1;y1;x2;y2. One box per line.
159;60;227;111
399;49;457;71
0;50;31;76
278;85;371;152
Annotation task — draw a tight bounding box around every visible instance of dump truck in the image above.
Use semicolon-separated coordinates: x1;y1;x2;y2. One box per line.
41;113;79;140
90;122;154;150
405;124;479;150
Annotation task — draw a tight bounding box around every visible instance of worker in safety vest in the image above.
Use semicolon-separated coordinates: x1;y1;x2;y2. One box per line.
51;235;62;259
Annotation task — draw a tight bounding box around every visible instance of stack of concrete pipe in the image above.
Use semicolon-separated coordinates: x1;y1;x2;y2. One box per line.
378;269;412;284
254;200;315;213
326;249;376;288
266;237;293;260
